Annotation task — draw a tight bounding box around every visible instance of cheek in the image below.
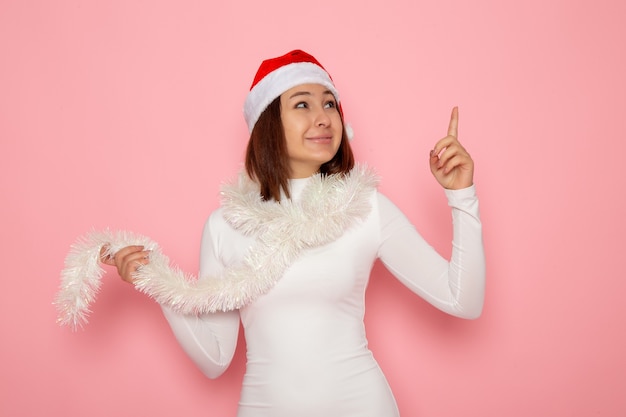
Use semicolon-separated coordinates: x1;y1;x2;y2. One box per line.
332;114;344;135
281;112;305;134
282;121;301;144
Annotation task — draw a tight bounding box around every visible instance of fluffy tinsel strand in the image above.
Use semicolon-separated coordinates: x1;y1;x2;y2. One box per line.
54;165;379;330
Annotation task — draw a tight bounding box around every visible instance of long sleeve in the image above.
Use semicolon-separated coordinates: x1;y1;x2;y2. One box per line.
161;212;241;379
377;185;485;319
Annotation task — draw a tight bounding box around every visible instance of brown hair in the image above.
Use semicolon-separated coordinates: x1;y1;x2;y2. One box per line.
245;97;355;201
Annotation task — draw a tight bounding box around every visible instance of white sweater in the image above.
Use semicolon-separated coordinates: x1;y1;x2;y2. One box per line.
162;176;485;417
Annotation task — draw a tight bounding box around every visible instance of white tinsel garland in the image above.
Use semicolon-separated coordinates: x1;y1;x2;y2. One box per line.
54;230;159;330
54;165;379;331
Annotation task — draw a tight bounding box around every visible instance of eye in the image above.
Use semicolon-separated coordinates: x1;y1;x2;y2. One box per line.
324;100;337;109
295;101;308;109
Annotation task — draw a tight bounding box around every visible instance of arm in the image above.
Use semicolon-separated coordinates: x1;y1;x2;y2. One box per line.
377;188;485;318
377;107;485;318
162;307;240;379
161;213;240;379
99;213;240;377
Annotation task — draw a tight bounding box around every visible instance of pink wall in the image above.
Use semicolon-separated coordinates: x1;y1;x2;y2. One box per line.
1;0;625;415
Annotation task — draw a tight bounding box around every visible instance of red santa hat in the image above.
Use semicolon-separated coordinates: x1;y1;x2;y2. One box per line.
243;49;351;138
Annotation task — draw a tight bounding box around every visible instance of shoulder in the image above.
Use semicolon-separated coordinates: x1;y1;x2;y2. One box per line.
204;207;240;238
201;206;255;265
374;190;402;215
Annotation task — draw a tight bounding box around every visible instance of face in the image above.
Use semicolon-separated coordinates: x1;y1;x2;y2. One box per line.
280;83;343;178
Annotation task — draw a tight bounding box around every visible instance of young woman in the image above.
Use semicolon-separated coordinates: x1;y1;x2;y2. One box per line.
102;49;485;416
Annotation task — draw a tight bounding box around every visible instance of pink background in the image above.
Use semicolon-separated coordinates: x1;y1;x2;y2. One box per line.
1;0;625;415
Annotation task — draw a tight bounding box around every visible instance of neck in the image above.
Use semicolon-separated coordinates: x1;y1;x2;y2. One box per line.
289;163;321;179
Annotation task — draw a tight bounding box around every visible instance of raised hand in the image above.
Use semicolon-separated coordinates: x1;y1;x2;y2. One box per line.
429;107;474;190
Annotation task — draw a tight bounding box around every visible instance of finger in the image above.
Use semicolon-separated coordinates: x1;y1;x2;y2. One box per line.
129;258;148;278
430;146;445;162
430;131;460;159
99;245;115;265
117;249;150;267
113;247;147;271
120;253;151;283
439;154;468;174
431;143;465;172
114;245;145;258
447;106;459;138
112;245;142;262
101;256;116;266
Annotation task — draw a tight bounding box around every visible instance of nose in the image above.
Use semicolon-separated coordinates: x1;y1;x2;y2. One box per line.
314;106;331;127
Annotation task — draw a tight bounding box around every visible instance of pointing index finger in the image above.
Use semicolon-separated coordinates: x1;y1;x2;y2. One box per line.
447;106;459;138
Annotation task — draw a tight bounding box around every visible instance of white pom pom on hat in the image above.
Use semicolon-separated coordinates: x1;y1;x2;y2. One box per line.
243;49;353;140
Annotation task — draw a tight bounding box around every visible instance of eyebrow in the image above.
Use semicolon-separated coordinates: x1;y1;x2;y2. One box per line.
288;89;334;99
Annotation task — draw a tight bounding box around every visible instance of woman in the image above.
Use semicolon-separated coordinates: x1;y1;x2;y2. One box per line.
103;49;485;416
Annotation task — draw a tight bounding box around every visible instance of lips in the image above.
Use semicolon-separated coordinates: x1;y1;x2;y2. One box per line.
306;135;333;143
